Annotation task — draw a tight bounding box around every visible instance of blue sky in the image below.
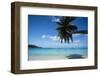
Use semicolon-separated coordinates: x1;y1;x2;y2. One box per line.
28;15;88;48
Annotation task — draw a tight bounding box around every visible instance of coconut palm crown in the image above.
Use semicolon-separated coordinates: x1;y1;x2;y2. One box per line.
56;16;78;43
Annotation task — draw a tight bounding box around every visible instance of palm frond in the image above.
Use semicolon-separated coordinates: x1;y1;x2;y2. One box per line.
65;17;76;24
65;25;78;32
56;22;63;26
73;30;88;34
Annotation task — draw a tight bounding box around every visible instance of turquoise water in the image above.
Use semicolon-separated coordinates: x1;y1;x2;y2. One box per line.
28;48;88;60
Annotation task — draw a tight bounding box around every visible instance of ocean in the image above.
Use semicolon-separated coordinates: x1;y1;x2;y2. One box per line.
28;48;88;60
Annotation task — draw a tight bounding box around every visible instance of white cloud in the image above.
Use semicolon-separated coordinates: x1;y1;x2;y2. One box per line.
41;35;60;41
53;18;59;22
73;34;88;37
74;40;80;43
73;34;81;37
42;35;46;38
51;17;60;22
49;36;60;41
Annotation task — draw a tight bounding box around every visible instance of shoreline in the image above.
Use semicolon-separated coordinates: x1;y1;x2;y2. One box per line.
28;54;86;61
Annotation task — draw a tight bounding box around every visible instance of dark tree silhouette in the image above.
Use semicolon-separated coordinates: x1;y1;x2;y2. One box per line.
56;16;87;43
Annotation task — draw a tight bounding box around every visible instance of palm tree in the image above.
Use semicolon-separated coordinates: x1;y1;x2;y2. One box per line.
56;16;87;43
56;16;77;43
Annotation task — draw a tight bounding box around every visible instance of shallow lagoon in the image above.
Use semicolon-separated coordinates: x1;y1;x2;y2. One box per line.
28;48;88;60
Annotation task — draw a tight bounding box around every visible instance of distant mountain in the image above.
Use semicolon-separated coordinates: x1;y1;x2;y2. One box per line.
28;45;41;48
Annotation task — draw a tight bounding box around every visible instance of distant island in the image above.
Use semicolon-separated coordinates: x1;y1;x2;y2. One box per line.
28;45;41;48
